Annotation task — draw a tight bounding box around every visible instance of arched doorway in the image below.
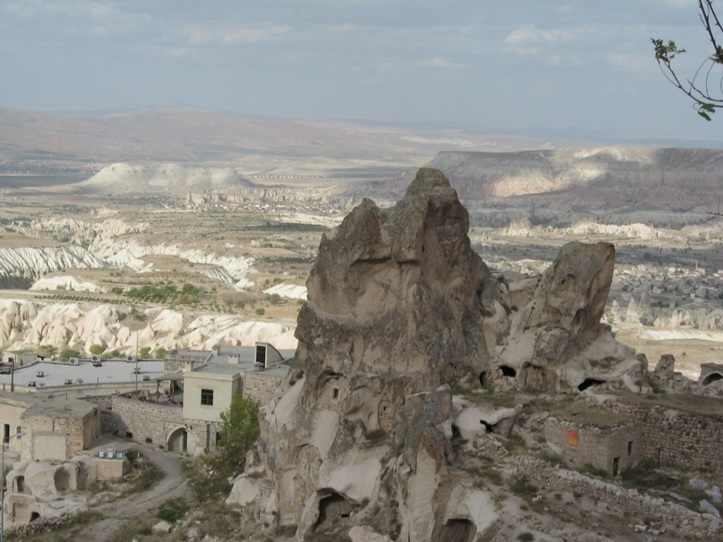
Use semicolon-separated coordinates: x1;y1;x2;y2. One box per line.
167;426;199;454
168;427;189;453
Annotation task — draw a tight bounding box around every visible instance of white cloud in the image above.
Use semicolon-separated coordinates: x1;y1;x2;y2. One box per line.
505;24;573;55
185;23;291;46
2;1;116;20
415;57;467;69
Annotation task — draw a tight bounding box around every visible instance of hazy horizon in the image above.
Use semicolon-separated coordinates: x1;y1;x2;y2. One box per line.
2;1;723;147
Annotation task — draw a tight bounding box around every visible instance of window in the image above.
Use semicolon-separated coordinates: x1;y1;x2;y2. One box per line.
332;388;339;400
201;389;214;406
627;441;633;456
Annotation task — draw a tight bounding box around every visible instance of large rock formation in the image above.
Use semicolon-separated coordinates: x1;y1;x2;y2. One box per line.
233;168;648;541
496;242;645;392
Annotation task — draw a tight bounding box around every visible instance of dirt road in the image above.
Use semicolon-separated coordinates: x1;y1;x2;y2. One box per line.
76;440;192;541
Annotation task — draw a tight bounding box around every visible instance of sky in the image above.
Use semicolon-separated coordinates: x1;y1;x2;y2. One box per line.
2;0;722;145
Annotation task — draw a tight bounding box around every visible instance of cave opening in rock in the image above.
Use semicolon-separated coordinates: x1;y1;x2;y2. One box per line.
433;518;476;542
480;420;493;433
702;372;723;386
30;512;40;522
478;371;488;386
314;492;356;531
577;378;605;391
54;468;71;492
500;365;516;377
15;475;25;494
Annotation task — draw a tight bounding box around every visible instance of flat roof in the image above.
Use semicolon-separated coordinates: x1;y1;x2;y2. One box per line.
0;360;166;389
194;364;246;376
0;392;96;418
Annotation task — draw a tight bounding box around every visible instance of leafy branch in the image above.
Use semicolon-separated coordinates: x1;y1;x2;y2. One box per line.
652;0;723;120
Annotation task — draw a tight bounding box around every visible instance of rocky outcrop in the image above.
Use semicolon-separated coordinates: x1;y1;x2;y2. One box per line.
29;275;105;293
240;168;493;540
233;169;650;541
496;242;646;392
17;217;146;247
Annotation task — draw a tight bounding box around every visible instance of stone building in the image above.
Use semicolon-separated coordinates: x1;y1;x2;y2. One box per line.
0;393;100;462
1;350;38;367
91;342;290;456
542;395;723;476
542;411;642;476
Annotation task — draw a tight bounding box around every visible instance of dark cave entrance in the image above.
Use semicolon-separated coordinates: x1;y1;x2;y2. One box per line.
577;378;605;391
702;372;723;386
314;492;357;532
500;365;517;377
433;518;476;542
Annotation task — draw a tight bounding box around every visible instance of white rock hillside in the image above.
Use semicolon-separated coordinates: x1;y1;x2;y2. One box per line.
0;300;297;354
0;247;106;288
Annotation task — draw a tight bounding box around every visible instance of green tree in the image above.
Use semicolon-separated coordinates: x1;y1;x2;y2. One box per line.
104;349;123;360
40;344;56;359
59;348;82;362
154;346;168;359
652;1;723;120
209;394;260;479
139;346;152;358
89;344;105;356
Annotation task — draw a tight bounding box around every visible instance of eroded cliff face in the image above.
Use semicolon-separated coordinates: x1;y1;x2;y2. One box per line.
236;168;647;541
496;242;644;393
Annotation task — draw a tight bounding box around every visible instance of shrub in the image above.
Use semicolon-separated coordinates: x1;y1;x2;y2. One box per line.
581;463;610;479
89;344;105;356
59;348;82;362
157;497;189;523
510;474;538;496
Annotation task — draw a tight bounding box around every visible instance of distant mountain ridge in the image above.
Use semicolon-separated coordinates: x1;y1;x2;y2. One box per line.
378;148;723;214
0;108;547;178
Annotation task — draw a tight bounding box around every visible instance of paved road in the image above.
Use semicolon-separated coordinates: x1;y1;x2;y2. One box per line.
76;440;192;541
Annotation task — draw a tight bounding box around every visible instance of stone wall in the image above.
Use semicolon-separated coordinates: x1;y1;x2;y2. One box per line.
243;371;285;406
514;456;721;539
164;359;206;373
103;395;184;449
85;395;113;410
588;400;723;473
625;403;723;472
